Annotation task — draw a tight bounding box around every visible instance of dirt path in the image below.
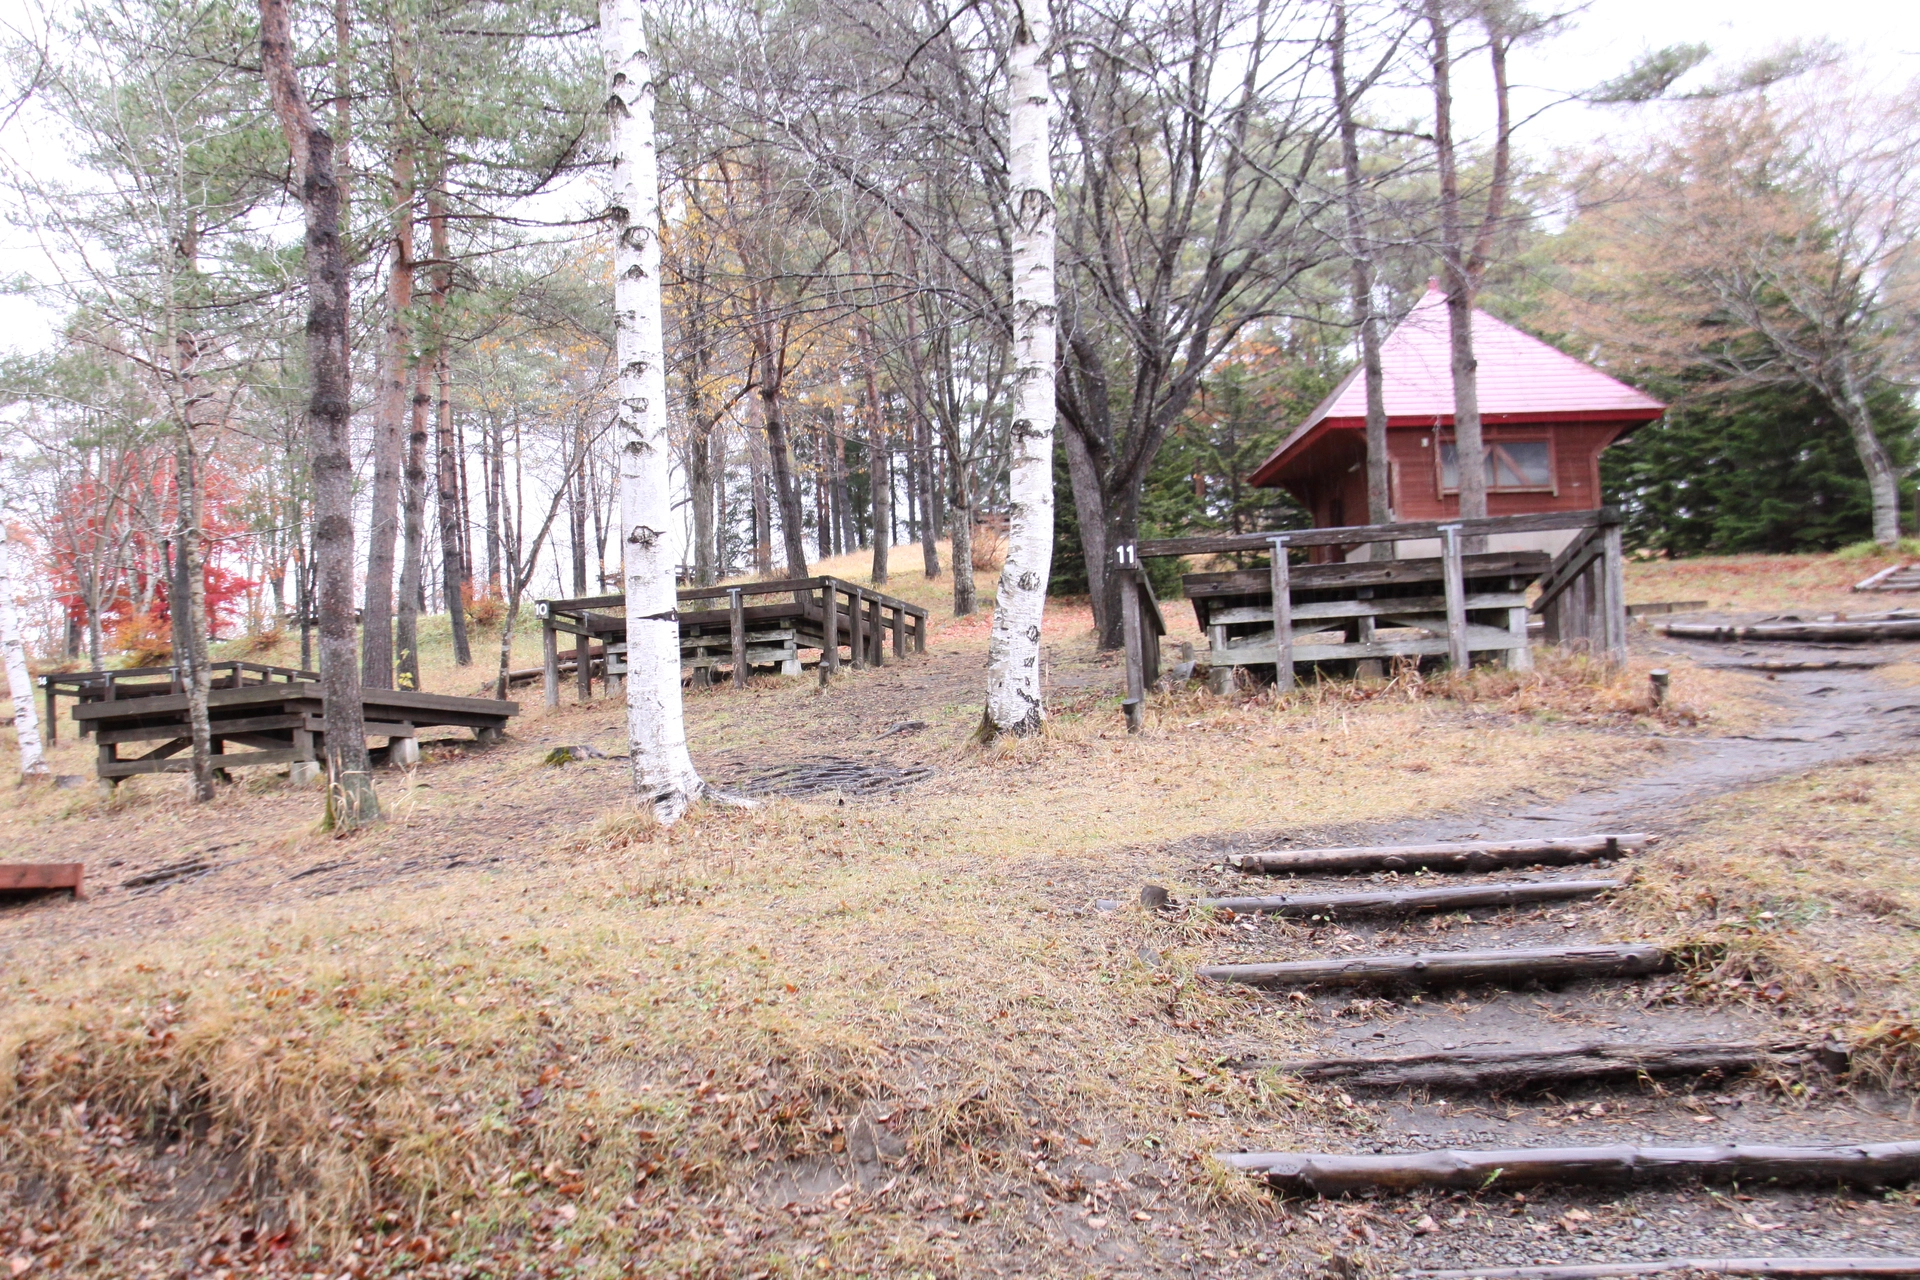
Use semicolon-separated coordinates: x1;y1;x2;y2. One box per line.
1182;643;1920;1274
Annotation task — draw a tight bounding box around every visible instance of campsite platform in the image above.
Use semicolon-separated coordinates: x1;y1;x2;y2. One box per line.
72;682;518;785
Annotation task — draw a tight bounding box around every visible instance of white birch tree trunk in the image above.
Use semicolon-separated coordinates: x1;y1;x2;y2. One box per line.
0;526;48;780
603;0;702;822
983;0;1056;738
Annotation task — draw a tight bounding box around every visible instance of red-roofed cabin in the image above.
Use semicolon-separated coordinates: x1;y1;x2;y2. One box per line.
1248;285;1663;557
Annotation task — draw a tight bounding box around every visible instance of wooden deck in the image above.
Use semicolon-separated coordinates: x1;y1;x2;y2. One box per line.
537;577;929;706
1115;509;1629;721
71;683;518;785
39;660;318;743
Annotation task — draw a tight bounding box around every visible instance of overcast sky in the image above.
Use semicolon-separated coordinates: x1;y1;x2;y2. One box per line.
0;0;1917;357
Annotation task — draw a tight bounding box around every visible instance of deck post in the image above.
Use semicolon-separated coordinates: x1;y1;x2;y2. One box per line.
1507;573;1534;671
576;636;592;702
1602;519;1628;665
541;618;560;709
870;596;885;667
913;611;925;654
820;580;841;683
729;588;747;688
1118;548;1145;732
42;679;55;744
1440;524;1470;671
1268;535;1293;691
892;603;905;658
850;588;867;671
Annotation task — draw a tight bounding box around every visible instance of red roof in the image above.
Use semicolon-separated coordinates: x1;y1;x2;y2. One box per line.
1249;284;1664;487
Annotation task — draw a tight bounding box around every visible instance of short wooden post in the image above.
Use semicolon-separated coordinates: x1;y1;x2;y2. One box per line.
1507;581;1534;672
1268;535;1293;690
575;637;592;702
913;611;926;654
870;596;885;668
891;603;905;658
1441;523;1470;671
729;588;747;688
820;580;841;683
850;588;867;670
1118;552;1145;733
42;680;55;745
1602;520;1628;665
541;619;560;709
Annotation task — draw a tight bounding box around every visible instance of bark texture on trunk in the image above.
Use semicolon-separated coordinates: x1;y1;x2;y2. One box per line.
262;0;378;828
858;315;890;584
396;355;430;690
362;137;414;689
603;0;702;822
761;387;809;577
984;0;1056;738
1836;356;1902;545
429;184;470;665
174;427;214;801
1333;0;1392;559
1428;3;1487;529
0;526;47;780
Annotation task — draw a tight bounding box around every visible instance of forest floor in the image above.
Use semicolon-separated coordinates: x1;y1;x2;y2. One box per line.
3;545;1920;1279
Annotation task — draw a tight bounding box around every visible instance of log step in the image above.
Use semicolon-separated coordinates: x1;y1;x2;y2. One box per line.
1271;1040;1843;1092
1199;877;1625;918
1220;1140;1920;1195
0;863;85;900
1229;834;1650;876
1415;1259;1920;1279
1199;944;1669;991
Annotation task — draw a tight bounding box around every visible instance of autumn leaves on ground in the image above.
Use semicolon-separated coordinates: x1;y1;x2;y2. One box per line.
3;548;1919;1278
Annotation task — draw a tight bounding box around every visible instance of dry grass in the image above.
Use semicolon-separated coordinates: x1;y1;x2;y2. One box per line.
0;546;1873;1277
1617;756;1920;1084
1620;549;1918;616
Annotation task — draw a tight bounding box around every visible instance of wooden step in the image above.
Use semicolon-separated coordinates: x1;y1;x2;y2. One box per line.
1416;1259;1920;1279
1229;834;1649;876
1199;944;1669;991
1271;1039;1841;1092
1221;1140;1920;1195
1199;877;1625;919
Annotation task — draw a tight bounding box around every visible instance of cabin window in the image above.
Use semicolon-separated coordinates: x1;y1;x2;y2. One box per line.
1438;437;1554;493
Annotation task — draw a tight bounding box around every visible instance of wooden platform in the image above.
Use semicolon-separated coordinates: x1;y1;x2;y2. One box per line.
39;660;317;743
1185;549;1547;683
538;577;928;705
71;683;518;785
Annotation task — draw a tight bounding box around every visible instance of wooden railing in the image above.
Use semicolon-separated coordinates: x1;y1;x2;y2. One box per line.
1113;551;1167;733
39;660;317;743
1115;509;1626;731
1531;515;1628;663
536;577;929;707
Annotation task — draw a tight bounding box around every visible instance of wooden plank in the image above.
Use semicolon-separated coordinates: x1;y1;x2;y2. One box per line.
1270;536;1293;690
1197;943;1670;990
1603;521;1628;663
892;602;905;658
729;588;747;688
851;587;867;670
1534;522;1606;610
1414;1258;1920;1279
1274;1039;1820;1092
1219;1140;1920;1196
1121;564;1146;731
1212;592;1528;625
1441;525;1470;670
1626;600;1710;617
0;863;84;899
1854;564;1908;592
1138;508;1614;559
95;713;307;746
1186;551;1549;599
542;623;560;709
1212;629;1521;666
1229;834;1646;875
1198;877;1626;918
102;747;310;777
821;581;841;682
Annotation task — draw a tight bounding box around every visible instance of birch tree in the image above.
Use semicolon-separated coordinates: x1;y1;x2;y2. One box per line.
0;523;48;781
983;0;1055;739
603;0;702;822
